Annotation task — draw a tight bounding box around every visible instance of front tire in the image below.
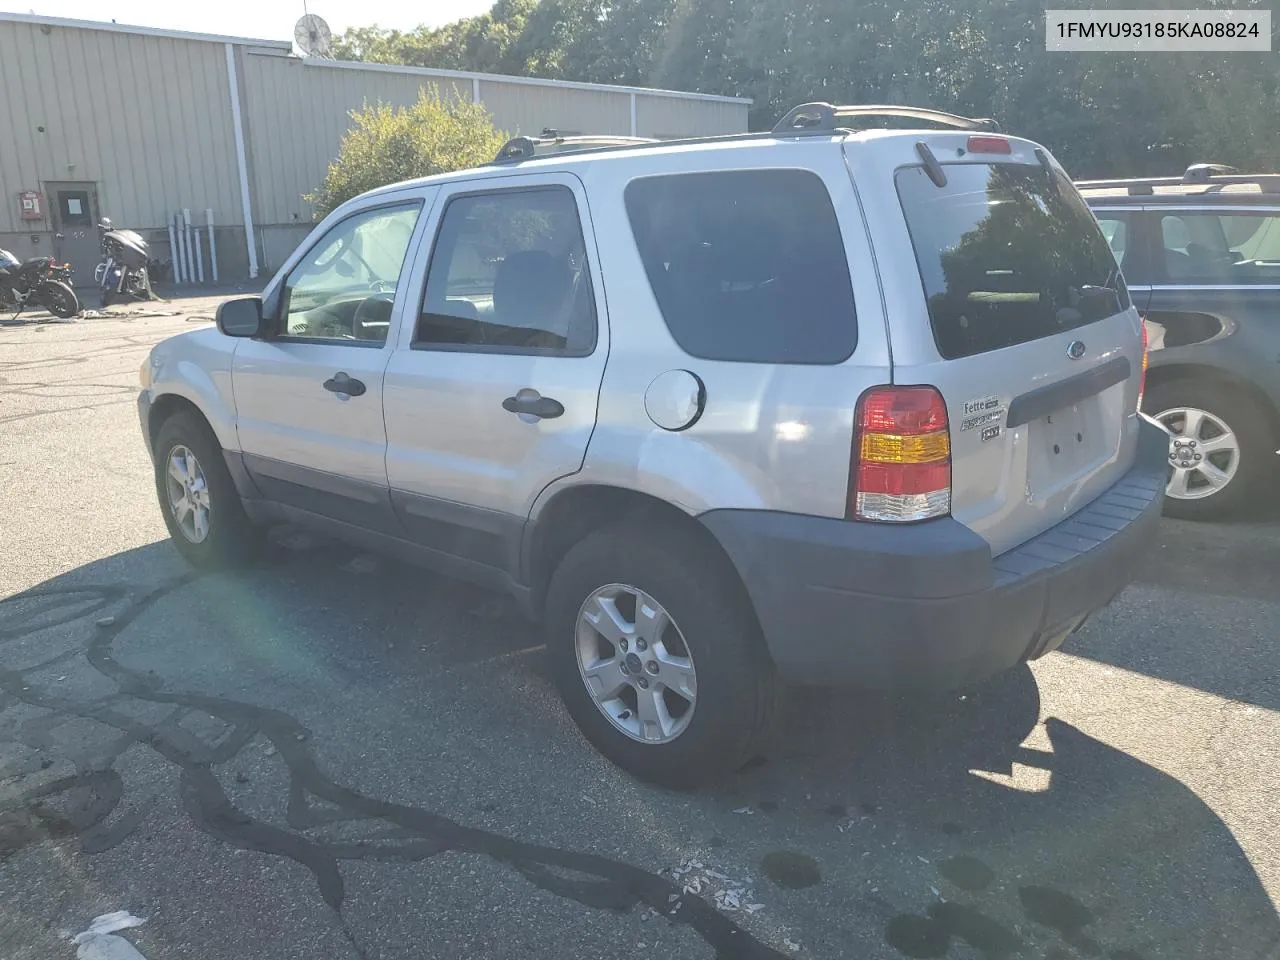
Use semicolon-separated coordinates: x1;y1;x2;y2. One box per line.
1145;378;1275;521
39;281;78;318
153;411;263;568
544;522;778;788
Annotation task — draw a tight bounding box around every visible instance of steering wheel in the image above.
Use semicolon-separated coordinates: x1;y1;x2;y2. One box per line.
353;292;395;340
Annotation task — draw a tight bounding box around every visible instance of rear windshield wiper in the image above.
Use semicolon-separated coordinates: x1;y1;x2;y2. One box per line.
1078;284;1118;300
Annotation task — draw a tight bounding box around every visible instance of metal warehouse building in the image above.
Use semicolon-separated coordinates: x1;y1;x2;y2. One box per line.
0;13;749;285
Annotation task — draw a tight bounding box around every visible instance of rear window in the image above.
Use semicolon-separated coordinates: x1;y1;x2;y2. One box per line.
896;163;1127;360
624;169;857;364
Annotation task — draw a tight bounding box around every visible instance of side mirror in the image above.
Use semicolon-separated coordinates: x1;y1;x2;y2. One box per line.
216;296;266;338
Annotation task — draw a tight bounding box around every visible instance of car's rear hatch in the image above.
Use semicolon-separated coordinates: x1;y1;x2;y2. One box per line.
845;132;1144;555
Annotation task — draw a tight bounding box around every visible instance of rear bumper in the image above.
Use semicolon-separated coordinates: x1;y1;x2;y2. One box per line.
700;420;1168;689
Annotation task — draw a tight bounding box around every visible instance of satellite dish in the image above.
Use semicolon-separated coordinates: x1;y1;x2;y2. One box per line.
294;14;333;57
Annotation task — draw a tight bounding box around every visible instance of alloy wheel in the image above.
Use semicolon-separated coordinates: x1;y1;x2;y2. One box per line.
164;444;212;543
1154;405;1240;501
575;583;697;744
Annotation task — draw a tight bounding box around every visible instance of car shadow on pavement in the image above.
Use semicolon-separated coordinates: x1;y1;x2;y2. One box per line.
731;672;1280;959
1066;507;1280;711
2;536;1277;960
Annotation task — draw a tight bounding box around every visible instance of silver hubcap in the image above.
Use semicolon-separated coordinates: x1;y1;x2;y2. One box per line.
575;584;697;744
1154;405;1240;500
164;444;212;543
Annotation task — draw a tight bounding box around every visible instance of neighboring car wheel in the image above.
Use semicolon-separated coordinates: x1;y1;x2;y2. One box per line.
153;411;263;568
544;522;778;788
1144;379;1275;521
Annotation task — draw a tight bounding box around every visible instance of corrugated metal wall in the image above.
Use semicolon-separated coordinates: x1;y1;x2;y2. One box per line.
636;96;747;139
0;20;246;232
476;78;631;137
241;56;474;226
0;15;750;279
242;60;750;224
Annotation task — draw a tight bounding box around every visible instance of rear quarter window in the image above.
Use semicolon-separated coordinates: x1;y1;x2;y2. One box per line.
897;163;1127;360
624;169;857;364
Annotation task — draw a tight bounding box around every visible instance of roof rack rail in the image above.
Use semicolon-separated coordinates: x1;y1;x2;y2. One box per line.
772;102;1000;134
494;130;658;163
1075;163;1280;195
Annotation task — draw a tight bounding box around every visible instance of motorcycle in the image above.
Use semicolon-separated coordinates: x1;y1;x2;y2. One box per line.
94;218;157;306
0;246;80;319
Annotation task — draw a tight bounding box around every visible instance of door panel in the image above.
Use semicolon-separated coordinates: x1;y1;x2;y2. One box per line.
232;198;427;531
1144;208;1280;394
383;174;607;572
233;340;397;530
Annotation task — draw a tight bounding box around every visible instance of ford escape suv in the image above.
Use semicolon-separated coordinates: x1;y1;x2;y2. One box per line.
1079;164;1280;520
137;102;1166;786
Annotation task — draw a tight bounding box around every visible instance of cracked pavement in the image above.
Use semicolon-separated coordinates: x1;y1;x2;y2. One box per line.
2;299;1278;960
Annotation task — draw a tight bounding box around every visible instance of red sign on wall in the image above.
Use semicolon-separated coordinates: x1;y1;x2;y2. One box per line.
18;191;44;221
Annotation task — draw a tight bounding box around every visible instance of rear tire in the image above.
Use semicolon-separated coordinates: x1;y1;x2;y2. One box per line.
544;522;778;788
153;411;264;568
39;281;78;318
1144;378;1275;521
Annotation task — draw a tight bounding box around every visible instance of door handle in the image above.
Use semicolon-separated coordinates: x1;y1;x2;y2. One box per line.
323;372;366;397
502;390;564;420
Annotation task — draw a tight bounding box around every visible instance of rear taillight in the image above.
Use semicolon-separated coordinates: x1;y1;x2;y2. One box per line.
850;386;952;522
1138;317;1149;409
966;135;1011;155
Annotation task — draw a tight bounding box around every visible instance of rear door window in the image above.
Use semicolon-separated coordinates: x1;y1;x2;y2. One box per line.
1096;215;1128;263
624;169;857;364
415;187;597;355
896;164;1126;360
1158;212;1280;285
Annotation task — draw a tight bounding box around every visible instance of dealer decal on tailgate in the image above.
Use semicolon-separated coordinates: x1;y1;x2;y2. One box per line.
960;395;1006;436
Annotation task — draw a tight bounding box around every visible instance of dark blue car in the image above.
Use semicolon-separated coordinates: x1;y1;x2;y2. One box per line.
1080;164;1280;520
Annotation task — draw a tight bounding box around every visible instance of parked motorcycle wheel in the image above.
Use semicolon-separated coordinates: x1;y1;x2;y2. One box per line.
39;281;79;319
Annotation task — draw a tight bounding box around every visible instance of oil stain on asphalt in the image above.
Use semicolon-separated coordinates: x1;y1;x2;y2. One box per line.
760;851;821;889
0;577;794;959
937;854;995;892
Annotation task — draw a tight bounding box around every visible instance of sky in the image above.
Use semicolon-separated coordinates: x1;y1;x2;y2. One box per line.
6;0;493;45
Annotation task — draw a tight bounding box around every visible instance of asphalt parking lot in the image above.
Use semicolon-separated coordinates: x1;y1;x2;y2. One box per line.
2;299;1278;960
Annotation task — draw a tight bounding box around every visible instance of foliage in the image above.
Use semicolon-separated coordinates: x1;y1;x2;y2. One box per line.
333;0;1279;178
306;89;506;218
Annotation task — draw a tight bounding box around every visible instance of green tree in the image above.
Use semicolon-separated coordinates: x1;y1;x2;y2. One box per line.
331;0;539;74
306;89;506;218
332;0;1280;177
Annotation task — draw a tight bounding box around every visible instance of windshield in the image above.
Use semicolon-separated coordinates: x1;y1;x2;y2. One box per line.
897;162;1127;359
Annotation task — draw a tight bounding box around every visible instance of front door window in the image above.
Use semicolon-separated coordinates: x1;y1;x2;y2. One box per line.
280;202;422;344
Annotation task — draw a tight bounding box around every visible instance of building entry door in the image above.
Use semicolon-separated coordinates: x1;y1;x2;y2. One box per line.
45;182;100;286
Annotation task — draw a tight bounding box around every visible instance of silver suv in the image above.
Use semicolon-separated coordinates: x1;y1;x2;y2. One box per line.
138;103;1167;786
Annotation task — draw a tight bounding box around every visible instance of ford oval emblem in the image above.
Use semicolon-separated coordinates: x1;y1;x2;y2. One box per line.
1066;340;1086;360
